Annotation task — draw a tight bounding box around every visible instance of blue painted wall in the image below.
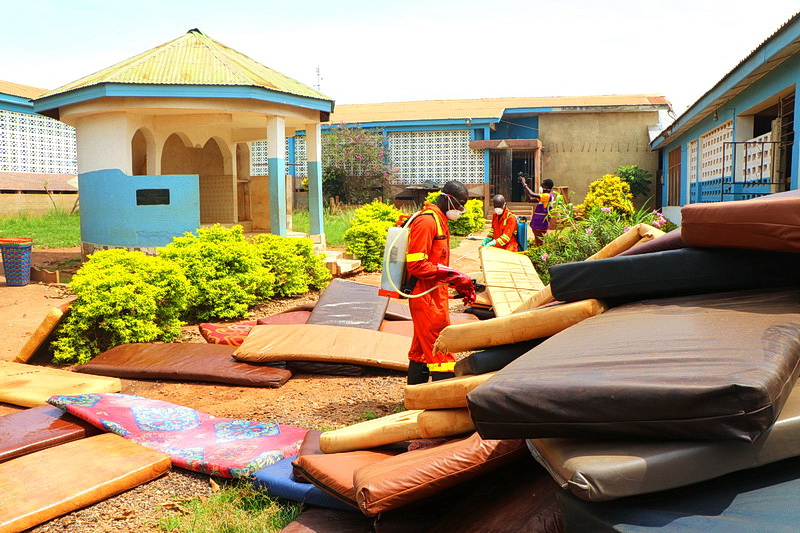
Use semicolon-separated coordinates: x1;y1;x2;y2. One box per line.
79;169;200;248
491;116;539;140
658;51;800;205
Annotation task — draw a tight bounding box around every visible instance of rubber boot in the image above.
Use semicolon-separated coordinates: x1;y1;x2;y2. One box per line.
407;361;430;385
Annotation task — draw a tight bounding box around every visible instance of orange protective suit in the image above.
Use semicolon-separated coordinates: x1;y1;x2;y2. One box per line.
404;203;455;375
488;208;519;251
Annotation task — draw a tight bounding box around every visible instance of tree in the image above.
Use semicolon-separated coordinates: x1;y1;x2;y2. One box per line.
322;123;396;204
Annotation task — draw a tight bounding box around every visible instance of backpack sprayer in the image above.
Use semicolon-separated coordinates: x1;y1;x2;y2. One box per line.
378;210;485;300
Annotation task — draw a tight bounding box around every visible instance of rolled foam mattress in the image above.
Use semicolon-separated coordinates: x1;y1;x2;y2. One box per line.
557;455;800;532
528;378;800;502
77;342;293;388
0;433;171;533
681;189;800;253
549;247;800;304
468;289;800;442
0;405;99;464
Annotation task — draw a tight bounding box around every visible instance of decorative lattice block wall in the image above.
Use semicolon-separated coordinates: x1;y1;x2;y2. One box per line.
700;121;733;180
387;130;484;185
0;109;77;174
687;140;698;183
251;130;485;186
744;131;773;180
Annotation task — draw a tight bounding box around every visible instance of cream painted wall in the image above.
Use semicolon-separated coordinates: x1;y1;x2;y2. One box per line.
75;113;134;174
538;111;660;205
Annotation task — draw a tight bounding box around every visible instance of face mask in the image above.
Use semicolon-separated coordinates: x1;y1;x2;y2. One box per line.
443;193;465;220
494;206;504;216
446;209;463;221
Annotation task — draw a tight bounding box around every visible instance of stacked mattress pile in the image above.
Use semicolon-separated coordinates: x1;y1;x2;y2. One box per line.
462;191;800;531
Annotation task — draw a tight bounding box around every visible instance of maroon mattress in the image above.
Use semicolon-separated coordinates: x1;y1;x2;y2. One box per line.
681;189;800;253
468;289;800;442
77;343;292;388
0;405;99;464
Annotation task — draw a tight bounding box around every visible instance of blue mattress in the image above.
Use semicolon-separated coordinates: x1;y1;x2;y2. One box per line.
252;455;355;511
558;456;800;532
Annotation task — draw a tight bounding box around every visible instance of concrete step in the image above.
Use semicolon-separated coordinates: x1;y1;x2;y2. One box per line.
322;251;362;277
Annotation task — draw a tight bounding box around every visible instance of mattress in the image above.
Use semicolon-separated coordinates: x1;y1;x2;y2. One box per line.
252;455;356;511
307;279;389;330
528;377;800;501
549;247;800;304
0;361;121;408
77;342;293;388
233;324;411;371
468;289;800;442
558;456;800;532
0;405;99;464
681;189;800;253
48;393;307;478
0;433;170;533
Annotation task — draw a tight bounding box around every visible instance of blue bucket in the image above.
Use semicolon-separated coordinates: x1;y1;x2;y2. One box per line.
0;238;33;286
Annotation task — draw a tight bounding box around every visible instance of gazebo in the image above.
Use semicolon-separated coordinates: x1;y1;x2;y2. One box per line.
32;29;333;255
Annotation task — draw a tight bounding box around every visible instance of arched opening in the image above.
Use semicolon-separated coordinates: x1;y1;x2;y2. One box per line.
131;129;149;175
161;133;234;225
236;142;251;223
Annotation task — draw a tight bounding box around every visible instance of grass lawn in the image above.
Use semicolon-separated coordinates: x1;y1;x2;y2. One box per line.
0;210;81;248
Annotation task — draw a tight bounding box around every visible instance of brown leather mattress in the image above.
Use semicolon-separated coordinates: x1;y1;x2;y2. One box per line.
681;189;800;253
77;343;292;388
307;279;389;330
0;405;99;464
468;289;800;442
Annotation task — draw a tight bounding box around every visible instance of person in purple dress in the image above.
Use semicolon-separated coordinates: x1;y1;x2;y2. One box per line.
519;176;556;246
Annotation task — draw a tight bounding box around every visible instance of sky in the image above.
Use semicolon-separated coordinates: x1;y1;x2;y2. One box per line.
3;0;798;119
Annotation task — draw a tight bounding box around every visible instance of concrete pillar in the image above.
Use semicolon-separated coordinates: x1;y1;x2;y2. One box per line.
306;123;325;243
76;113;132;174
267;116;287;235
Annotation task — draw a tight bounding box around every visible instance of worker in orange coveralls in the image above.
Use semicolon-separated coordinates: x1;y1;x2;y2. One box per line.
403;180;476;385
481;194;518;252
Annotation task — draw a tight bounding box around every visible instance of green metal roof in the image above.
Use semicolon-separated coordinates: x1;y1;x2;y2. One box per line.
38;29;332;102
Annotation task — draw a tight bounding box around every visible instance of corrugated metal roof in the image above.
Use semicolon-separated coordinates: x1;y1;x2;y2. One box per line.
0;80;46;99
38;29;332;101
328;95;670;123
0;172;77;191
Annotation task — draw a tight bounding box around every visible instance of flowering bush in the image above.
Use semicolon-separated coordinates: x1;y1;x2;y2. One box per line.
322;123;396;204
525;197;675;284
578;174;634;214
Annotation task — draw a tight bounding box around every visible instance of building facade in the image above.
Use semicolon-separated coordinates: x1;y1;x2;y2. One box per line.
650;12;800;224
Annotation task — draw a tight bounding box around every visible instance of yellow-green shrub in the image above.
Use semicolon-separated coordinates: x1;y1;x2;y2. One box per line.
344;201;402;272
51;249;193;364
578;174;634;214
423;191;485;235
158;225;276;321
251;234;331;297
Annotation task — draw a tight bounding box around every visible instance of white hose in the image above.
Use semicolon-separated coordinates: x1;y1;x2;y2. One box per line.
383;210;448;299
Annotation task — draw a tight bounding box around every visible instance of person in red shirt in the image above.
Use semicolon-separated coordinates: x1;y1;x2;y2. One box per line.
404;180;476;385
482;194;519;252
